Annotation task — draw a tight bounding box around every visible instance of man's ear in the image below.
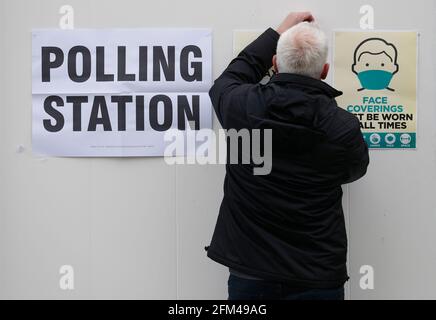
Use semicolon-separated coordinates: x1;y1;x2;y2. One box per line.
272;55;278;73
320;63;330;80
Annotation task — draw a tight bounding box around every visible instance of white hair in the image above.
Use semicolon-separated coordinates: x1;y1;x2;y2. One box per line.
276;22;328;79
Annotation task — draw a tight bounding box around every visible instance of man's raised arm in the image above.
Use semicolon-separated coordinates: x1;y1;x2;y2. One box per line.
209;12;314;124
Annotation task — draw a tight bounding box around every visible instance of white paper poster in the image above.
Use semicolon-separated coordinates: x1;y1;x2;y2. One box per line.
32;28;212;156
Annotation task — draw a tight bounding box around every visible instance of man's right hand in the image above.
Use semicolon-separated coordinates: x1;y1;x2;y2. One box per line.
276;12;314;35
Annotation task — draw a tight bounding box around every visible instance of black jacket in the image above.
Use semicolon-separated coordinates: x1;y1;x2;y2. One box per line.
206;28;369;288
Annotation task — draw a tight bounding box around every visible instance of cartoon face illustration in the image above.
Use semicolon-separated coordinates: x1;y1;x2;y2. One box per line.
352;38;399;91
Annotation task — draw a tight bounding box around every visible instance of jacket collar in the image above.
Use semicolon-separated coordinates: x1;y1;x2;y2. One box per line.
269;73;343;98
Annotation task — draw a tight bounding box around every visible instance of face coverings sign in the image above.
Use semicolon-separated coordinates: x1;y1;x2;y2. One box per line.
334;31;418;149
32;29;212;156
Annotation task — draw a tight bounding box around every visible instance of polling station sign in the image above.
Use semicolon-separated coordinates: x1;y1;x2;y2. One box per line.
334;31;417;149
32;29;212;156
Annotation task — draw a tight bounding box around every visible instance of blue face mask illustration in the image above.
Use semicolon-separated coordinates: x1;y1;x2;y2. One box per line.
352;38;399;92
356;70;394;90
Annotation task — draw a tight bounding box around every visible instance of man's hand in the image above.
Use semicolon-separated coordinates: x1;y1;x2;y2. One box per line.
276;12;314;35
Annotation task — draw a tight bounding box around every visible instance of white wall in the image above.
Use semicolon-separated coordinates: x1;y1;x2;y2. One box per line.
0;0;435;299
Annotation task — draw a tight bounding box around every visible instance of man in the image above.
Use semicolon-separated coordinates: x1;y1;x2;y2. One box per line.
206;12;369;300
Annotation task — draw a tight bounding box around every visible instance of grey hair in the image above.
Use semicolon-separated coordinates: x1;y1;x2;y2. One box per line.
276;22;328;79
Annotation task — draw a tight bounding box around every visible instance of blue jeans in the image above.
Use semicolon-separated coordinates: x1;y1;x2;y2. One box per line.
228;274;344;300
